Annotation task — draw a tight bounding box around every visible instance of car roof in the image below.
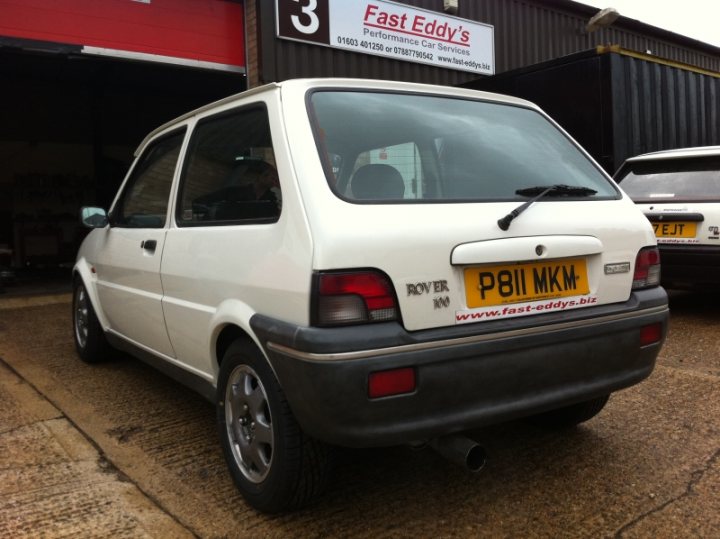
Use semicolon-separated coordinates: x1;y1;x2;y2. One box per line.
624;145;720;163
135;78;538;156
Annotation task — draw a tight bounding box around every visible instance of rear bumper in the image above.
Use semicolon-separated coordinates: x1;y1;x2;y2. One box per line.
251;287;668;447
658;244;720;288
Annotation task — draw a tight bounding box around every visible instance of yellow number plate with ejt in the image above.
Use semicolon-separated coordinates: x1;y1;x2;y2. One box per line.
464;258;589;308
652;221;696;238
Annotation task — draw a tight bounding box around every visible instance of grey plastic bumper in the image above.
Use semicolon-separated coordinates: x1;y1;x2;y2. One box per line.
251;288;668;447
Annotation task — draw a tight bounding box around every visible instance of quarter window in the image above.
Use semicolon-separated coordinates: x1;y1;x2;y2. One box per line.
177;106;280;225
113;130;185;228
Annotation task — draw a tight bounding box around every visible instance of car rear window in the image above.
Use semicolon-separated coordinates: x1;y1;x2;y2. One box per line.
307;90;618;203
616;157;720;202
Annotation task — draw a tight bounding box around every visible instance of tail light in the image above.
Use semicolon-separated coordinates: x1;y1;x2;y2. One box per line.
632;247;661;289
313;270;398;327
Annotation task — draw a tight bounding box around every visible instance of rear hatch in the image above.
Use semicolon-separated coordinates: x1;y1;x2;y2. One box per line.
287;81;657;331
615;154;720;246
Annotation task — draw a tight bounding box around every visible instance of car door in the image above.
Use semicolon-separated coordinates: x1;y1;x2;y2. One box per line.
93;128;186;357
161;102;295;376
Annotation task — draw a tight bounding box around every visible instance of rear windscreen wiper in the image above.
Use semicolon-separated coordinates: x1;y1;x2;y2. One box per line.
515;184;598;197
497;184;598;231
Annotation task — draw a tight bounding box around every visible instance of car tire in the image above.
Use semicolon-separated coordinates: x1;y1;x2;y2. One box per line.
72;278;112;363
217;339;332;513
527;395;610;428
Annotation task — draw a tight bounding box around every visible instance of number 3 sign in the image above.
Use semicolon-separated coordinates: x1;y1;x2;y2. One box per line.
276;0;330;45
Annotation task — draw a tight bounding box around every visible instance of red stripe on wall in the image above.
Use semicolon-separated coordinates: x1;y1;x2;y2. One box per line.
0;0;244;67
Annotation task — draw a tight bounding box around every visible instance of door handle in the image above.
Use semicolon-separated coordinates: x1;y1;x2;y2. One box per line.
141;240;157;252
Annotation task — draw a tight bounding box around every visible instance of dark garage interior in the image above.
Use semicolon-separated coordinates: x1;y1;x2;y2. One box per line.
0;47;245;292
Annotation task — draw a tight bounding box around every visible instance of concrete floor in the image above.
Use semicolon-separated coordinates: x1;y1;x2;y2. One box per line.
0;359;193;538
0;268;72;298
0;291;718;538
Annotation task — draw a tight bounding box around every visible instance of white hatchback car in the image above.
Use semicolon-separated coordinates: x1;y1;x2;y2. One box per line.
615;146;720;289
74;78;668;513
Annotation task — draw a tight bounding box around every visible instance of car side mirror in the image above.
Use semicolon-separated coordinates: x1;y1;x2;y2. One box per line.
80;206;109;228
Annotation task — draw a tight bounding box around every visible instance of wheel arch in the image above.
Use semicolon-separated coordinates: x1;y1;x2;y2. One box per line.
72;260;110;330
209;300;279;383
216;325;255;369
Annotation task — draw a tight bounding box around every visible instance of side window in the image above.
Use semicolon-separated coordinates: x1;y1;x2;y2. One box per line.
349;142;423;200
113;130;185;228
177;105;280;225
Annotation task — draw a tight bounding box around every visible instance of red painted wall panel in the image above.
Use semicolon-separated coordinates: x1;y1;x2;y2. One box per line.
0;0;244;67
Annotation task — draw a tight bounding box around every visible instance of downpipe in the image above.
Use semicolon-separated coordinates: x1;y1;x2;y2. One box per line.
429;434;486;472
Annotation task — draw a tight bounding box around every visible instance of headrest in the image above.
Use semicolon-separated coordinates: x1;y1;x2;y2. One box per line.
351;164;405;200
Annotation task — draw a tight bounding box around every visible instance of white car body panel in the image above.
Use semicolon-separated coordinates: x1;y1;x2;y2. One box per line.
158;92;314;377
287;196;653;330
92;227;175;357
637;202;720;246
277;79;655;330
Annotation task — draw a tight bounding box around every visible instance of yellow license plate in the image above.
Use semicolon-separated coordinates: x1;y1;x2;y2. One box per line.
464;258;589;308
652;221;696;238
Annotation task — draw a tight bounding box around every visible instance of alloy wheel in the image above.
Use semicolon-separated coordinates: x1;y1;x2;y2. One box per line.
225;364;274;483
74;285;89;349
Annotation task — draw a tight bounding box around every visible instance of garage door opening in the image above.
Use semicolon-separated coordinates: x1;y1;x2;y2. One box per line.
0;48;245;294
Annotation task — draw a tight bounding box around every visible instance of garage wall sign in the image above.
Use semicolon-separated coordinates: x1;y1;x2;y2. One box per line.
276;0;495;75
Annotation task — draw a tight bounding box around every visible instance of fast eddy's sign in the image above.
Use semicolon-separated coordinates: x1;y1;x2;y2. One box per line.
276;0;495;75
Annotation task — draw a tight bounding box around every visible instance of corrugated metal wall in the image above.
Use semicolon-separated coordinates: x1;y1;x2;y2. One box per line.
610;53;720;167
471;0;720;73
466;48;720;171
257;0;720;86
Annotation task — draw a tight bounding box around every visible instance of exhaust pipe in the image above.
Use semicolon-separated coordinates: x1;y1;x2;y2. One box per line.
429;434;486;472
